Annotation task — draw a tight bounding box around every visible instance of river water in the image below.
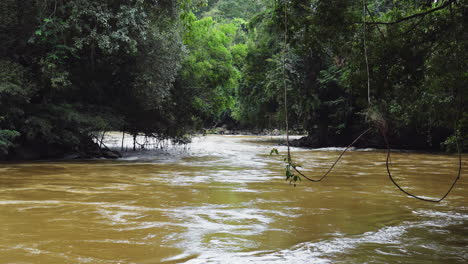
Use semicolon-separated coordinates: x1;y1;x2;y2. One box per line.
0;135;467;263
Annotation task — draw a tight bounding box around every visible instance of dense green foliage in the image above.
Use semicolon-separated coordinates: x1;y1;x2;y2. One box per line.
0;0;192;158
201;0;266;20
0;0;466;159
236;0;467;150
179;15;245;125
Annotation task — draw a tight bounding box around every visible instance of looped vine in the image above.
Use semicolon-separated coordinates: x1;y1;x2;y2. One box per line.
277;0;462;202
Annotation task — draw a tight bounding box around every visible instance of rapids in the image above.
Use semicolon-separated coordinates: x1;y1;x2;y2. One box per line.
0;135;466;263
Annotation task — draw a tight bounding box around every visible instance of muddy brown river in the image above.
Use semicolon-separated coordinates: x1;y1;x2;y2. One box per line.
0;135;467;263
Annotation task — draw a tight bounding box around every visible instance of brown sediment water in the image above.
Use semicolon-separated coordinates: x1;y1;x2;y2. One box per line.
0;135;466;263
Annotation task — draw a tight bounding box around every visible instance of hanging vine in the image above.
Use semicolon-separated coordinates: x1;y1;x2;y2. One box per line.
276;0;462;202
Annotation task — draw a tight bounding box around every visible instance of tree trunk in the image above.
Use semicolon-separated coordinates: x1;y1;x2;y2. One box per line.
121;131;125;152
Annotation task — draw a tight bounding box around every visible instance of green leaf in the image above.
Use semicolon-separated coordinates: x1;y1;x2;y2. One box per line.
269;148;279;155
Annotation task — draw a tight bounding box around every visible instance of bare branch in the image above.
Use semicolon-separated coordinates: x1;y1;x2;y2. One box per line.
365;3;386;39
356;0;456;25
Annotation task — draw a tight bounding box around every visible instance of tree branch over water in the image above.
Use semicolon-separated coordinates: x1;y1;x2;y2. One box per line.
355;0;456;25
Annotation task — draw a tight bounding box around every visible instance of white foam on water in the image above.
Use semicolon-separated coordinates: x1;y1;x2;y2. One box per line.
413;209;468;221
183;225;404;263
81;239;147;245
181;207;468;264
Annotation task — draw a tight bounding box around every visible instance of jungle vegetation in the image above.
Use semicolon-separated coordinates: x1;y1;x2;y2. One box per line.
0;0;466;159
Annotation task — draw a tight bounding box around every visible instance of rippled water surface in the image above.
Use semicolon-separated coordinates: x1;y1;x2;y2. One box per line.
0;135;467;263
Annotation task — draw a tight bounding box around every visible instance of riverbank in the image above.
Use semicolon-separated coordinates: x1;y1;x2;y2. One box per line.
1;127;462;162
3;137;122;161
288;133;463;152
207;127;460;153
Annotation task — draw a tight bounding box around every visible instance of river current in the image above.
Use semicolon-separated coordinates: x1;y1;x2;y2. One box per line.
0;135;467;263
